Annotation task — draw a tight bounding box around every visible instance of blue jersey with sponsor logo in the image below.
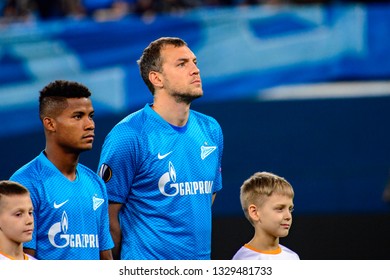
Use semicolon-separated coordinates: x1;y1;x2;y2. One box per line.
10;152;113;260
98;104;223;260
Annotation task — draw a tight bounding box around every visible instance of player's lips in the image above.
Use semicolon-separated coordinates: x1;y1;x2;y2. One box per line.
191;79;201;84
83;134;95;140
281;224;290;229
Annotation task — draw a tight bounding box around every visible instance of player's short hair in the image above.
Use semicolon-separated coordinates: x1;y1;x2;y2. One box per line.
39;80;92;121
240;172;294;224
0;180;30;206
137;37;187;94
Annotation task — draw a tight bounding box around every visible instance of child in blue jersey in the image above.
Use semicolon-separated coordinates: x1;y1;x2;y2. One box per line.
10;80;113;260
232;172;299;260
98;37;224;260
0;180;36;260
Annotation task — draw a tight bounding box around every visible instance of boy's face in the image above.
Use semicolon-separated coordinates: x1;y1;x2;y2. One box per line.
257;193;294;238
0;193;34;244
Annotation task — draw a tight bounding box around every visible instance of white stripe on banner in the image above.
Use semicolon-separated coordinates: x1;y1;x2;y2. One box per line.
258;81;390;101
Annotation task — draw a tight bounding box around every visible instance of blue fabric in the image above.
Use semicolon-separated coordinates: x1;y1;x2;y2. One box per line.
10;152;114;260
98;104;223;259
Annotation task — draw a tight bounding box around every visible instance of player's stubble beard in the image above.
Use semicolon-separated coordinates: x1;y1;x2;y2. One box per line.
171;90;203;105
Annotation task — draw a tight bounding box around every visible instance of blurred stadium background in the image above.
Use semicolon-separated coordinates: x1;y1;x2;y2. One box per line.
1;1;390;259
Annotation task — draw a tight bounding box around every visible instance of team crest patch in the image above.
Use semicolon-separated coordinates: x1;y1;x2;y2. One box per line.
98;164;112;183
201;145;217;160
93;196;104;211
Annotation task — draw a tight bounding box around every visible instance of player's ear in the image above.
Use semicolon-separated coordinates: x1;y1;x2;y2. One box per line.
248;204;260;222
149;71;163;89
43;117;56;132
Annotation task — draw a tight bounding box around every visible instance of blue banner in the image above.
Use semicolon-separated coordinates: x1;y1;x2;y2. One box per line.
1;4;390;215
2;5;390;135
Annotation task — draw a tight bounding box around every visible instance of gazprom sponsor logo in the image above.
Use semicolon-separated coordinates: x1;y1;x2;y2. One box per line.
48;211;99;249
177;181;213;196
158;161;213;197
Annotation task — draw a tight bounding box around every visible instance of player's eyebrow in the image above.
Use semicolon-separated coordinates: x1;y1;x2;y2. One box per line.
176;56;197;63
176;57;189;63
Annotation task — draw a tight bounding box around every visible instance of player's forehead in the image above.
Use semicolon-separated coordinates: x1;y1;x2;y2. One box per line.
62;97;93;113
161;45;196;62
66;97;92;107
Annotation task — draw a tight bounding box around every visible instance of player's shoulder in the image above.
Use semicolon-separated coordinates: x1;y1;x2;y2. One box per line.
110;107;147;135
77;163;103;180
10;154;42;183
190;109;221;127
77;163;107;188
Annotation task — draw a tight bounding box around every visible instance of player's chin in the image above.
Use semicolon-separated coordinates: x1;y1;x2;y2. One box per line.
191;91;203;100
79;143;93;151
194;88;203;95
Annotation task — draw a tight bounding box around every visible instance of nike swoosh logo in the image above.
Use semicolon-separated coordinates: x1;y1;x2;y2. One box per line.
158;151;173;160
53;200;69;209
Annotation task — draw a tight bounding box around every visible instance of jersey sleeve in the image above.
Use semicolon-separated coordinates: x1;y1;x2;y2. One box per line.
96;177;114;251
212;119;224;194
98;123;138;204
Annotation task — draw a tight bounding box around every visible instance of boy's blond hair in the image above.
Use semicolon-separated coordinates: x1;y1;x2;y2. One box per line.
240;172;294;225
0;180;30;209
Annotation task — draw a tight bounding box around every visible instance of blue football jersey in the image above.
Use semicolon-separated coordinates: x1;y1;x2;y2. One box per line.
10;152;113;260
98;104;223;259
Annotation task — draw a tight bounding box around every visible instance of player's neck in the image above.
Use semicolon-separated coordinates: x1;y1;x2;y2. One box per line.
43;147;79;181
152;98;190;127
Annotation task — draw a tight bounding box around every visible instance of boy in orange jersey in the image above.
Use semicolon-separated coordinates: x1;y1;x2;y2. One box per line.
233;172;299;260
